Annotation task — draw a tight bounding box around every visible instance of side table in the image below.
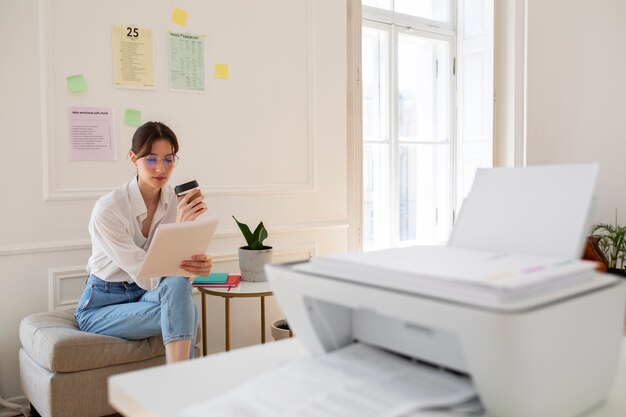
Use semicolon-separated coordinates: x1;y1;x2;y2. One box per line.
197;280;273;355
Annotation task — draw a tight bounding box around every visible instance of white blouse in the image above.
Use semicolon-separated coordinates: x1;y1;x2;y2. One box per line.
86;177;177;291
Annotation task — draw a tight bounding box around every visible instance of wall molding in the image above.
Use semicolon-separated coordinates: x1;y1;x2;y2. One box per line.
44;181;320;201
48;266;88;311
0;239;91;257
48;243;315;311
0;220;348;256
40;0;317;201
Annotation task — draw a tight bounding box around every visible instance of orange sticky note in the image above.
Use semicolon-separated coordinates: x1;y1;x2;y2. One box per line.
215;64;229;80
171;8;188;27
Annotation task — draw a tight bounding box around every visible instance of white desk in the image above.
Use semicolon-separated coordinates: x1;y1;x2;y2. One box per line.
109;338;626;417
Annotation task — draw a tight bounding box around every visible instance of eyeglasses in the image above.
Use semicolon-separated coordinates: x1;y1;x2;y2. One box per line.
140;154;179;169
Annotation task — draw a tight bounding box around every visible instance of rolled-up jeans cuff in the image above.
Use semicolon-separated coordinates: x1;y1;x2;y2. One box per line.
163;334;194;345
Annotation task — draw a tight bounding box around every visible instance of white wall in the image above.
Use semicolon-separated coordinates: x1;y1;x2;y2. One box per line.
494;0;526;167
0;0;348;402
525;0;626;224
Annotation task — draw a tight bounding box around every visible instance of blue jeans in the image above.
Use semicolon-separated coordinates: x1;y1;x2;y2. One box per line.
75;275;198;357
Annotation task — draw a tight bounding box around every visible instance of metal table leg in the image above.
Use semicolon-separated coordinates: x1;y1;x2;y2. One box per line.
225;297;230;351
261;296;266;343
201;292;207;356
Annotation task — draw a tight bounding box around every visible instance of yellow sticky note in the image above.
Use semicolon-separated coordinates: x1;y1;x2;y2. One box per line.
171;8;188;27
215;64;229;80
124;108;142;127
66;74;88;92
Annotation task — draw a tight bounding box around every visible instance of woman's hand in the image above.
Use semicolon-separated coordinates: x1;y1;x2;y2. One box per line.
180;254;212;277
176;189;207;222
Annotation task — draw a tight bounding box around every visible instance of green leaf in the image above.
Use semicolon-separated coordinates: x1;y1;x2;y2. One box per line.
232;216;255;247
233;216;269;250
252;222;268;245
590;222;626;269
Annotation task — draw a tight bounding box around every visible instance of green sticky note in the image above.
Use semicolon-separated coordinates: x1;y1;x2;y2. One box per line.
124;108;141;126
215;64;228;80
172;7;188;27
194;272;229;285
66;74;88;92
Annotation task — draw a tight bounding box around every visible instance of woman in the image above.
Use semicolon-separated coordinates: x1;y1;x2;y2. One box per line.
75;121;211;363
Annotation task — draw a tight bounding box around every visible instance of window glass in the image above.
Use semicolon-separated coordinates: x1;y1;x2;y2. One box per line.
398;33;449;143
363;143;391;250
398;143;451;244
395;0;450;22
361;1;494;251
362;27;389;142
362;0;392;11
362;25;453;250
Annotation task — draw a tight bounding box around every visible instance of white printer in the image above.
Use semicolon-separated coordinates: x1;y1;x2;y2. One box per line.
266;165;626;417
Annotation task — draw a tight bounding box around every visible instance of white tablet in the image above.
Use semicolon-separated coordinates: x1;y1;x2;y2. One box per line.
136;215;219;280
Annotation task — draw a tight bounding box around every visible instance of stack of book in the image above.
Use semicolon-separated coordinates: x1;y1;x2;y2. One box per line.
193;272;241;289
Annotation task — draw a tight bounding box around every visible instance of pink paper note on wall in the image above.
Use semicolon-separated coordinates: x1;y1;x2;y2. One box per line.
68;106;115;161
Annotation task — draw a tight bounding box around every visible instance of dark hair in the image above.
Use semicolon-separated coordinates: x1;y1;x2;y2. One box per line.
131;121;179;158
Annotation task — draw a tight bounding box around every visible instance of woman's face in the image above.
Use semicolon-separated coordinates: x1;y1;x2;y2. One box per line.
130;139;177;194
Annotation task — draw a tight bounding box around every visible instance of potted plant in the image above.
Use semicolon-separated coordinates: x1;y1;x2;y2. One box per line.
589;222;626;277
233;216;272;282
271;319;293;341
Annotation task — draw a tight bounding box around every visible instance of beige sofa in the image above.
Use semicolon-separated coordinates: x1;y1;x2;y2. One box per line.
19;311;200;417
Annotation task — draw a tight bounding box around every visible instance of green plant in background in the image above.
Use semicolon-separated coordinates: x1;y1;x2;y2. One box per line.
232;216;269;250
589;222;626;270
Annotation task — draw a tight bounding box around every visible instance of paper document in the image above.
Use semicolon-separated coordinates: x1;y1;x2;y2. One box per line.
181;343;476;417
136;215;219;280
295;245;597;303
450;164;598;259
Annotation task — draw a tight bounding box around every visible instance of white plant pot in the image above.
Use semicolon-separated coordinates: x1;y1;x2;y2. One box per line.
238;247;273;282
271;319;293;341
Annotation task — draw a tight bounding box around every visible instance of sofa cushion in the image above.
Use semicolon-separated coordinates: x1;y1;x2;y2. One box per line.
19;311;166;373
20;347;166;417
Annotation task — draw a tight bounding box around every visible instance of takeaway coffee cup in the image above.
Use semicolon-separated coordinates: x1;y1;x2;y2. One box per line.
174;180;201;202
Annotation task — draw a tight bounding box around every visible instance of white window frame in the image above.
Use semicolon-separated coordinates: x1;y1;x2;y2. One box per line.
354;0;494;251
362;5;457;250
